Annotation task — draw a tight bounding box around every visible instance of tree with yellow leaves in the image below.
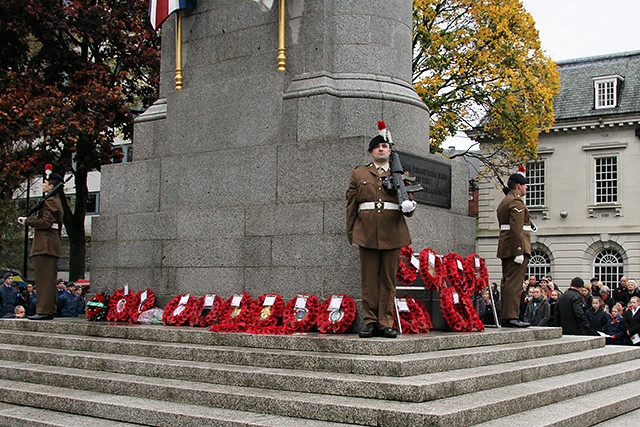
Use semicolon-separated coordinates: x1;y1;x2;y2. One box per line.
413;0;560;159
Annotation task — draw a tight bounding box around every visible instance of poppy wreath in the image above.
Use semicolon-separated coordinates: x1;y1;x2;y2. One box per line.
129;288;156;324
162;294;197;326
246;294;285;334
411;297;434;330
439;287;484;332
86;292;109;321
189;294;225;327
209;292;254;333
418;248;446;291
464;253;490;293
459;293;485;332
443;253;470;295
396;246;418;286
282;294;320;333
393;295;431;334
106;288;135;322
316;294;356;334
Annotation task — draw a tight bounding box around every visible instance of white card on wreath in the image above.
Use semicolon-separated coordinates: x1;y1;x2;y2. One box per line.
396;298;410;312
140;290;147;304
173;305;185;316
204;295;215;308
179;294;190;305
456;259;464;270
328;295;343;311
428;251;436;266
124;284;129;295
474;256;480;269
263;295;276;306
452;292;460;304
294;296;307;309
411;254;420;270
231;295;243;307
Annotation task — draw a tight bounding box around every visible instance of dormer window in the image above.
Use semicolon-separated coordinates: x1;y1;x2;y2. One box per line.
593;75;623;109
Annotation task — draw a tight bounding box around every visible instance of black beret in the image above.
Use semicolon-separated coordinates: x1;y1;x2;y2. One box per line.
508;173;527;185
47;173;63;183
368;135;387;152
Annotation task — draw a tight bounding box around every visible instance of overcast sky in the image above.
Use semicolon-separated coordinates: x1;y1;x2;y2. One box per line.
522;0;640;61
445;0;640;149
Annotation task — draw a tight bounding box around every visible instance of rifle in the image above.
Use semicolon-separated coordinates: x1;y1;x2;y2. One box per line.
377;121;424;207
25;174;72;217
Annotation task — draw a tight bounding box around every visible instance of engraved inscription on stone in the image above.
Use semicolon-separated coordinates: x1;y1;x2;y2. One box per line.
397;151;451;209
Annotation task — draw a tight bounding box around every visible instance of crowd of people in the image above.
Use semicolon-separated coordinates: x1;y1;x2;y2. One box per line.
477;274;640;345
0;272;85;319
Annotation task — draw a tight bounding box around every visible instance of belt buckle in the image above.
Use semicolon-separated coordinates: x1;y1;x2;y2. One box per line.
375;201;383;210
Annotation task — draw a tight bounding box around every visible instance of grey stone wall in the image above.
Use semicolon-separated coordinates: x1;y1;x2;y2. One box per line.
92;0;475;312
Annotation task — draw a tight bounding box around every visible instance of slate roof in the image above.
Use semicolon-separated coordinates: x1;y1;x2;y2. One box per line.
554;50;640;122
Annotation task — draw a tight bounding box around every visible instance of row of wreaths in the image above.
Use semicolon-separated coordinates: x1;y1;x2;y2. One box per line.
85;247;487;334
397;247;489;332
86;289;433;335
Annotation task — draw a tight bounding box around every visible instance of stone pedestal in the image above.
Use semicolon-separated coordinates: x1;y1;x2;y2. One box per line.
91;0;475;308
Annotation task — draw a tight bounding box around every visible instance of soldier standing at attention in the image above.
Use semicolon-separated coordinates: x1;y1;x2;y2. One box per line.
18;172;64;320
346;125;416;338
496;166;532;328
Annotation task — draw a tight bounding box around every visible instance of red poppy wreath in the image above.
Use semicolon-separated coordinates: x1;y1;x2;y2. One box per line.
394;295;432;334
189;294;225;327
162;294;197;326
129;288;156;324
418;248;446;291
439;287;484;332
464;253;490;293
86;292;109;321
316;294;356;334
443;252;469;295
397;246;418;286
246;294;285;334
282;294;320;333
209;292;254;333
106;288;135;322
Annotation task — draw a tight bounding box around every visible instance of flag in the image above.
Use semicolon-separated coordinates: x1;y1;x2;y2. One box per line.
253;0;274;12
149;0;197;30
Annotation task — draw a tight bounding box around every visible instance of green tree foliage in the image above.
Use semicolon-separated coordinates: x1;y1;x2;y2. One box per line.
0;0;160;280
412;0;560;159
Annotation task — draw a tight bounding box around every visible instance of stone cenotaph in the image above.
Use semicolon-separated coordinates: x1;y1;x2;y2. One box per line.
92;0;476;313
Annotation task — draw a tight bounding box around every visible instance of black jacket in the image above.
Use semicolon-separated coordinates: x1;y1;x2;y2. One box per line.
558;288;597;336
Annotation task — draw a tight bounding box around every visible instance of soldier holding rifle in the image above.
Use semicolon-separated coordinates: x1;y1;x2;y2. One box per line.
18;171;64;320
346;121;418;338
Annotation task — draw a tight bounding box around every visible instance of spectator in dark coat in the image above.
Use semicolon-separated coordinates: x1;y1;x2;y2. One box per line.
604;305;626;345
57;282;80;317
0;273;17;317
625;280;640;302
613;276;629;307
477;289;496;325
590;278;601;297
623;296;640;345
599;286;614;312
558;277;598;336
585;297;609;334
523;286;550;326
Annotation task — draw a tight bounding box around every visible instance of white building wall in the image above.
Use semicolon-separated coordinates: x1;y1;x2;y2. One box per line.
476;124;640;291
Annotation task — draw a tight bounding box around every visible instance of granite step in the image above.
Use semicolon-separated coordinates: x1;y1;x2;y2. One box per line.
474;379;640;427
0;380;359;427
0;326;598;377
1;351;640;425
0;318;561;356
0;402;144;427
0;339;635;402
